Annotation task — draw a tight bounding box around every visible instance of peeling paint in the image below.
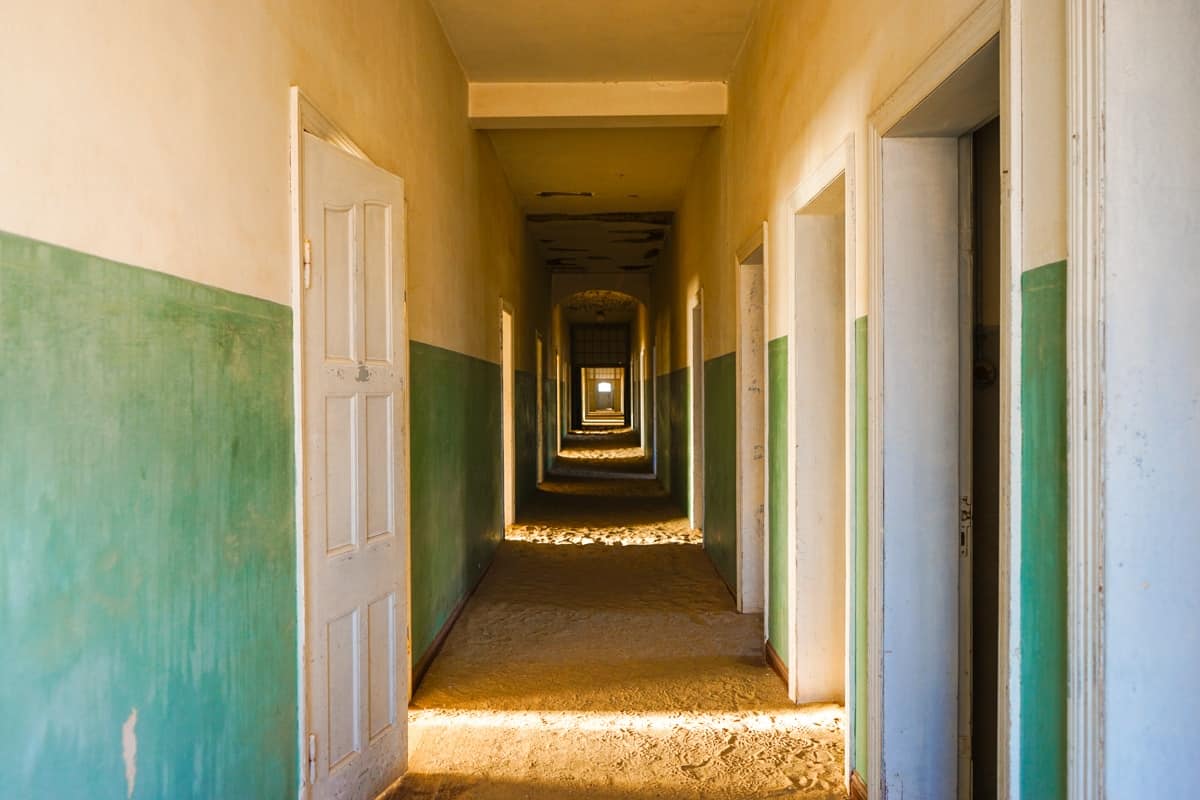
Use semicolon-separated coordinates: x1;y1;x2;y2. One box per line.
122;708;137;798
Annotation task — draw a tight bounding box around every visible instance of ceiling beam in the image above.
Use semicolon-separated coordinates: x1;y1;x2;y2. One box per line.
469;81;726;129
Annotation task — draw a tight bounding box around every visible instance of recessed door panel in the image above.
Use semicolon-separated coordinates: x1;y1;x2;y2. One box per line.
364;393;393;540
368;592;397;740
326;608;361;770
323;206;355;362
363;202;392;364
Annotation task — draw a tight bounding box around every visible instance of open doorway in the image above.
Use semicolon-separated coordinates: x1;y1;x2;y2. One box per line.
501;302;515;528
964;114;1001;800
871;32;1001;798
736;231;766;615
581;366;626;426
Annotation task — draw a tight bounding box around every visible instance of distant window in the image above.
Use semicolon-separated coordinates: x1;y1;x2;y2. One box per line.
598;381;612;393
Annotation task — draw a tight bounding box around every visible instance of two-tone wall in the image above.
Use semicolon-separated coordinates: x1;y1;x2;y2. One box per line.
652;0;1070;793
0;1;543;794
0;232;298;798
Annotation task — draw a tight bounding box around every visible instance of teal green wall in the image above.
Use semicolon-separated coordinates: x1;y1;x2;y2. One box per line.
515;369;538;504
1019;261;1068;798
666;368;691;515
0;231;297;798
853;316;869;780
767;337;789;661
703;353;737;591
543;377;556;476
409;342;502;664
655;373;671;491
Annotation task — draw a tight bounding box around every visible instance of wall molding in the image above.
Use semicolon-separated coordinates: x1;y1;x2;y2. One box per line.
1066;0;1107;796
997;0;1023;796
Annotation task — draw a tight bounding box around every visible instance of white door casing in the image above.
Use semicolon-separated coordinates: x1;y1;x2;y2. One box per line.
302;132;409;800
501;303;515;528
690;292;705;531
736;234;766;614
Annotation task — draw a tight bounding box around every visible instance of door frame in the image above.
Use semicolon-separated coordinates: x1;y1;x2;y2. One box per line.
500;299;516;527
865;0;1014;796
289;87;413;800
784;134;856;786
1066;0;1105;794
689;288;705;531
735;223;767;615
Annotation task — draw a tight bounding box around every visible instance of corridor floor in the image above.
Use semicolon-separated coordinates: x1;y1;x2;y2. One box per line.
399;430;845;799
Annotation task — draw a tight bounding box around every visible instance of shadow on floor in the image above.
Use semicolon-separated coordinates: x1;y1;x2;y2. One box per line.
399;426;846;799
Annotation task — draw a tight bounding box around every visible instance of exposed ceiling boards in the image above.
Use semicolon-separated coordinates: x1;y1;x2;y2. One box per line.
530;211;672;275
490;128;700;274
429;0;759;82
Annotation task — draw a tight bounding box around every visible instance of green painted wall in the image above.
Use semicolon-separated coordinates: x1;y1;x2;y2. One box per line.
1018;261;1068;798
703;353;737;591
409;341;501;663
543;377;556;476
0;231;297;798
853;316;869;779
515;369;538;505
666;368;691;515
767;337;789;661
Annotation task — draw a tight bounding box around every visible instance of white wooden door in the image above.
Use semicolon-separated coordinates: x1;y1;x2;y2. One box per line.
303;132;409;800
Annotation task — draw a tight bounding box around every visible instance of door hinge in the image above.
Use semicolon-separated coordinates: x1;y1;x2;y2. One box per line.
307;732;317;785
302;239;313;289
959;495;973;557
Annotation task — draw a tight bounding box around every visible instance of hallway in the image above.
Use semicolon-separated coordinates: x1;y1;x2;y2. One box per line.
401;431;844;799
5;1;1198;797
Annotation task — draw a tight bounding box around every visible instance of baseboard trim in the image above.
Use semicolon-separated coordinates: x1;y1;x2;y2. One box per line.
765;640;788;686
850;770;868;800
411;553;496;694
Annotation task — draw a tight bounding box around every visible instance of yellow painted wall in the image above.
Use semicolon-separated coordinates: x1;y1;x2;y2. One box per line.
0;0;542;367
658;0;1068;363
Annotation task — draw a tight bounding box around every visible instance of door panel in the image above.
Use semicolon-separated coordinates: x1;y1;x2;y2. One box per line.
303;132;408;799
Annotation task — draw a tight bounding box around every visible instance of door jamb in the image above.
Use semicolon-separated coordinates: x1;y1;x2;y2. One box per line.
735;223;768;615
1067;0;1106;794
865;2;1008;796
784;135;856;787
288;86;413;800
689;289;705;531
500;299;516;527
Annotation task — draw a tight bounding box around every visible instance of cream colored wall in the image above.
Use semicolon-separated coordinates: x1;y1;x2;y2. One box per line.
0;0;540;367
658;0;1068;364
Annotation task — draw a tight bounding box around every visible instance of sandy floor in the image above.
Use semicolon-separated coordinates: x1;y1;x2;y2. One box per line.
398;431;845;799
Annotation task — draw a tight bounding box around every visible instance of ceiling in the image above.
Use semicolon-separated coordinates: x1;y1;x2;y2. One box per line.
489;128;707;214
429;0;759;82
530;211;672;275
490;128;703;274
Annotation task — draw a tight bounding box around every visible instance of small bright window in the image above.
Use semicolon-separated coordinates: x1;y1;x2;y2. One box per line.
598;381;612;393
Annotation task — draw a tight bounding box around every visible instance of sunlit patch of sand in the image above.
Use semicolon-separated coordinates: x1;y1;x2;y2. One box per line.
399;431;845;799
